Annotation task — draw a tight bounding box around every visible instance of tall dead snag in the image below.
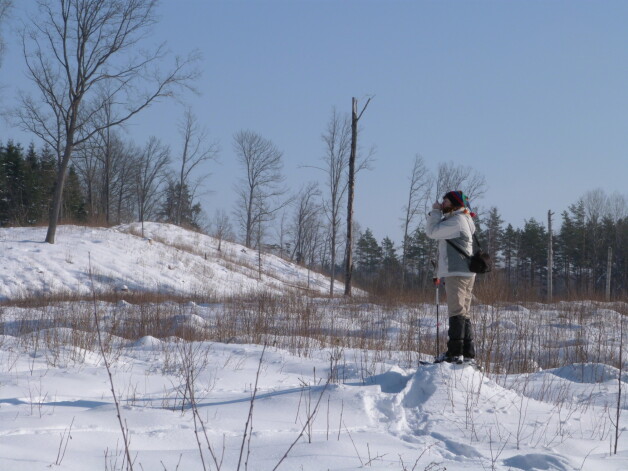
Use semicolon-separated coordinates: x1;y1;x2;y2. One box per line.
344;96;372;296
15;0;198;243
548;210;554;301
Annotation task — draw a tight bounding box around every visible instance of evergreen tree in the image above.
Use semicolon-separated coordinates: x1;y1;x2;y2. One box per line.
160;181;202;229
485;207;504;265
355;228;383;276
62;166;87;222
558;201;587;294
519;218;547;290
502;223;518;285
381;237;400;271
0;142;26;225
404;227;436;288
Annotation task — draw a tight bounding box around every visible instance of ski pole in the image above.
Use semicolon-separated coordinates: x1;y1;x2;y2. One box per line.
431;261;441;357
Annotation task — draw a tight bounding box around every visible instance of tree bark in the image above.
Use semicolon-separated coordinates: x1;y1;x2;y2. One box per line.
344;97;371;296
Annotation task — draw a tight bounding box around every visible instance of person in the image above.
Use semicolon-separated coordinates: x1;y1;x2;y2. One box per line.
425;190;477;364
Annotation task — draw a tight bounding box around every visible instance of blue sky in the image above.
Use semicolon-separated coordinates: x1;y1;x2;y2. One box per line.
2;0;628;244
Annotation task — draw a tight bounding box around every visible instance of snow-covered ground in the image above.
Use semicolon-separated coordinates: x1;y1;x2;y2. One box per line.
0;222;337;300
0;223;626;470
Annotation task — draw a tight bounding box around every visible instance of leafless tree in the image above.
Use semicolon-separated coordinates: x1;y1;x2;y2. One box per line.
73;139;103;218
211;208;233;252
233;130;287;248
318;108;352;296
74;131;136;224
582;188;609;224
345;96;373;296
400;154;431;290
134;137;170;234
607;191;628;222
0;0;12;68
434;161;487;204
14;0;198;243
289;182;322;264
174;107;220;225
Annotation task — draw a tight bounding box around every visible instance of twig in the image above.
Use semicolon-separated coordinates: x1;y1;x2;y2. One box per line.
236;344;267;471
272;377;331;471
54;416;75;465
88;254;134;471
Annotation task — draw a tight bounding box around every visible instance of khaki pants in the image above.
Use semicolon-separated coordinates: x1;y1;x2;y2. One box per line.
445;276;475;319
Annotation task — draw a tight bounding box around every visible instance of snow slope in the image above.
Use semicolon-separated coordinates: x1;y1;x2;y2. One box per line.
0;223;337;300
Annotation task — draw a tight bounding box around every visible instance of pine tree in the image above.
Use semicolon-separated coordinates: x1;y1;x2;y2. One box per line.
63;166;87;222
0;142;26;225
502;224;518;286
355;228;383;276
558;201;587;294
160;181;202;229
519;218;547;291
485;207;504;266
404;227;436;288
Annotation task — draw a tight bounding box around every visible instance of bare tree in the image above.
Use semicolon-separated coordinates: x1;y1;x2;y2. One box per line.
434;161;487;203
134;137;170;234
582;188;609;224
0;0;12;68
607;191;628;221
345;96;373;297
74;130;136;224
14;0;198;243
211;208;233;252
400;154;430;290
319;108;352;296
174;107;219;225
289;182;321;264
233;130;287;248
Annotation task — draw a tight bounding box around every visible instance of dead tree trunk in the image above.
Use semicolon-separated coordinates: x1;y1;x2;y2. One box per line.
344;97;371;296
606;246;613;301
547;210;554;301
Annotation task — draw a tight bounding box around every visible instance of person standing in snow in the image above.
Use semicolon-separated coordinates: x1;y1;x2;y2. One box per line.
425;190;477;364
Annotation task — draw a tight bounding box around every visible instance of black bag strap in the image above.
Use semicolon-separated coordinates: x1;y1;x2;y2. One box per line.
472;233;483;250
446;233;483;259
446;239;471;259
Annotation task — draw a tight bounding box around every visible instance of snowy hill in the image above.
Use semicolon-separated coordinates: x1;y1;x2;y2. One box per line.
0;222;338;300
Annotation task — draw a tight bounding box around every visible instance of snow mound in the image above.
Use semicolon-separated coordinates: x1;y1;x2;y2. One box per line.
129;335;162;348
503;453;571;470
549;363;626;383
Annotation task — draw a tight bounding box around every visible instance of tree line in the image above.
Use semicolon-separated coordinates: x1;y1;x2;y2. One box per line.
0;139;204;230
352;194;627;301
2;137;626;301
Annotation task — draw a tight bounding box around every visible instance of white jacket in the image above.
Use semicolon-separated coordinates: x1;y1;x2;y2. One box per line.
425;208;476;278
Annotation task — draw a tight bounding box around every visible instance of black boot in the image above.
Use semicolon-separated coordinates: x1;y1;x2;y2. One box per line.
463;317;475;359
446;315;465;361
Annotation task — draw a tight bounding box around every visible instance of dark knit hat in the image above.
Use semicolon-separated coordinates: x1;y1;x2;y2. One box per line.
443;190;469;208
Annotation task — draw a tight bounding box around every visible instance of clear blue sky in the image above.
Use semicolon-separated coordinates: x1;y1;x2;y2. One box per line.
2;0;628;244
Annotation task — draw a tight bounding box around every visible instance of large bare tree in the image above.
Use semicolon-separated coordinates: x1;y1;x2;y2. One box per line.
233;130;286;248
319;108;351;296
14;0;198;243
173;107;219;226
